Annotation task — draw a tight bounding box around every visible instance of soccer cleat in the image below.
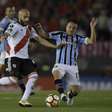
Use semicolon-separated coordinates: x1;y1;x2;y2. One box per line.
60;93;67;102
67;92;74;105
19;100;32;107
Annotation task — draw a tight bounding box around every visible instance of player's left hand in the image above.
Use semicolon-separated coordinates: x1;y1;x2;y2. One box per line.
90;17;97;29
0;35;6;41
56;42;67;48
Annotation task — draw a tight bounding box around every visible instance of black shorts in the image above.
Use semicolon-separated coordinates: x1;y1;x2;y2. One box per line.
4;57;37;79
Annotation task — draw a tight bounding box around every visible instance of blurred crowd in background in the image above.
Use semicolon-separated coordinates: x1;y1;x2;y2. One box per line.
0;0;112;41
0;0;112;77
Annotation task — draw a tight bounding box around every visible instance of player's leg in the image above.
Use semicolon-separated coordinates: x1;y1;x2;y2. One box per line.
66;65;80;105
18;59;38;107
17;77;35;96
0;76;17;85
0;57;5;77
67;85;80;105
17;78;26;94
52;64;67;102
19;72;38;107
0;58;17;85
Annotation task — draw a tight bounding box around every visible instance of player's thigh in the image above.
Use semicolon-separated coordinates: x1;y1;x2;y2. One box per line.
21;59;37;76
52;64;66;79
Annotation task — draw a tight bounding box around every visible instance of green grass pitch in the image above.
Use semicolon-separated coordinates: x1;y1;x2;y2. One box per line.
0;90;112;112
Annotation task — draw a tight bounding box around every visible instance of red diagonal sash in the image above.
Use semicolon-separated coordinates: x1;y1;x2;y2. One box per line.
14;26;31;54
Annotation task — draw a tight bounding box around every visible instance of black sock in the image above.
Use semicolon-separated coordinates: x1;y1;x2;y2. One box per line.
69;91;78;99
54;79;64;94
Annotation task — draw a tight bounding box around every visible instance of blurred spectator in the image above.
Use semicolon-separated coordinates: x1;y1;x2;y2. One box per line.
97;10;110;41
108;15;112;39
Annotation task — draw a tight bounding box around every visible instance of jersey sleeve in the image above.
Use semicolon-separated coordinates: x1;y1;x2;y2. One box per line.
48;31;61;40
0;17;10;33
76;35;88;45
5;23;18;37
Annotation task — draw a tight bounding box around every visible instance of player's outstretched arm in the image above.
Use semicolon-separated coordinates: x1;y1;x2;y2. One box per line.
35;36;66;49
35;23;49;39
86;17;97;44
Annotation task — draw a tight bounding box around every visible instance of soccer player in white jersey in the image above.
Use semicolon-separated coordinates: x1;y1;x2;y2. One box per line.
37;18;97;105
0;6;28;95
0;9;63;107
0;6;16;73
0;6;16;33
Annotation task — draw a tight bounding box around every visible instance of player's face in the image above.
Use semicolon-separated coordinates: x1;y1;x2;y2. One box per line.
5;7;15;18
66;22;78;36
19;11;30;25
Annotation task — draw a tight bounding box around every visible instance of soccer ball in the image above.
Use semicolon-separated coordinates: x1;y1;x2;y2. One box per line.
45;94;60;107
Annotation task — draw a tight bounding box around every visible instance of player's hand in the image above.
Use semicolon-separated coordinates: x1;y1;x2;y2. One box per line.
0;35;6;41
56;42;67;48
35;23;43;30
90;17;97;29
35;23;48;38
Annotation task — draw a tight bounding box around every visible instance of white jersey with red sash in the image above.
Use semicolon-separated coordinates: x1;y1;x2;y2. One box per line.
5;22;38;59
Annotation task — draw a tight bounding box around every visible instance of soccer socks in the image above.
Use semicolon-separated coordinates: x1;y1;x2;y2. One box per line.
54;79;68;102
21;73;38;101
0;76;16;85
68;91;78;99
54;79;64;94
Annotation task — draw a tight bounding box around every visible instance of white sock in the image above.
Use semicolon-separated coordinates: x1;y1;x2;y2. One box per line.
21;73;38;101
0;76;17;85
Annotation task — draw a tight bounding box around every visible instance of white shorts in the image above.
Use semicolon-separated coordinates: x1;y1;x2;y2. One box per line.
52;63;80;87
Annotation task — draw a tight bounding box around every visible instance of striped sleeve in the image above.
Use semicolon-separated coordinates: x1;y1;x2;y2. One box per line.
76;34;88;44
49;31;62;40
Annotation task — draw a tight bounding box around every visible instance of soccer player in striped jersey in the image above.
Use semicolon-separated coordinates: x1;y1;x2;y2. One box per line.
37;18;97;105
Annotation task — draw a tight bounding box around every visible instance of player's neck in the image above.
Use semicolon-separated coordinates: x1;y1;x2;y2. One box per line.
18;20;28;26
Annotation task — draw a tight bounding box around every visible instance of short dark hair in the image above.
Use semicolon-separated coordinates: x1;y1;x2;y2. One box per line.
66;18;79;24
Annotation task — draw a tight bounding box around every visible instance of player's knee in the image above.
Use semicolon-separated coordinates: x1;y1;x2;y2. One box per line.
9;76;17;84
28;72;38;81
52;70;61;79
70;85;80;93
0;77;16;85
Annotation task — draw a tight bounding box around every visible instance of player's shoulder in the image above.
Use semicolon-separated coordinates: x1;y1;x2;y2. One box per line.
50;31;65;36
0;16;9;21
8;21;17;26
75;33;86;38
